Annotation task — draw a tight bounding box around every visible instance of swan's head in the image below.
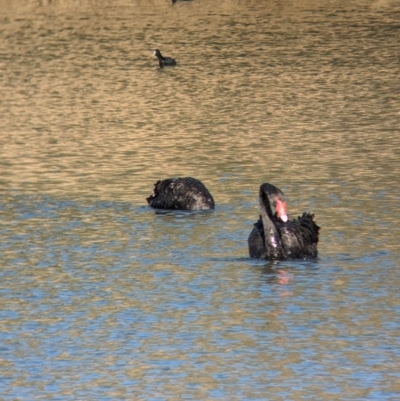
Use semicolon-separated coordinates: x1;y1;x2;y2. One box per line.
260;183;288;222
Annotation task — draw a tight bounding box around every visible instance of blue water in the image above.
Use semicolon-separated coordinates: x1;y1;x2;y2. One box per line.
1;191;400;400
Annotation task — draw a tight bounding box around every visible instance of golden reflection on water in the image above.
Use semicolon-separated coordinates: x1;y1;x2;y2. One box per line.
1;0;399;247
1;0;399;253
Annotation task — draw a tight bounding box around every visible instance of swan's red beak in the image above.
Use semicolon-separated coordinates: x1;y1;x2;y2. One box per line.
275;199;288;222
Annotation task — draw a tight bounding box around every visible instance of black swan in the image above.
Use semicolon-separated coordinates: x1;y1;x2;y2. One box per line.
248;183;319;260
146;177;215;211
153;49;177;68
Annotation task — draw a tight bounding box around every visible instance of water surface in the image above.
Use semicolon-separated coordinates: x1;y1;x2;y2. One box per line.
1;0;400;399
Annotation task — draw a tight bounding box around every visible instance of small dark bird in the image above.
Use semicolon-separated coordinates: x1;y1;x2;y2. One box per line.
153;49;177;68
146;177;215;211
248;183;319;260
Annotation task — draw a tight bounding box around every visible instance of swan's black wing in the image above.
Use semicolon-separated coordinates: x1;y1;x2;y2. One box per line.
280;213;319;259
248;219;266;258
146;179;181;209
147;178;214;210
248;213;319;260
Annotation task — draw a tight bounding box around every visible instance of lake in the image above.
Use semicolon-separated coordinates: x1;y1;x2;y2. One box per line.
1;0;400;399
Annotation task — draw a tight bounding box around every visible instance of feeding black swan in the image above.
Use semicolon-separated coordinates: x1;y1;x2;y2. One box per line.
146;177;215;211
153;49;177;68
248;183;320;260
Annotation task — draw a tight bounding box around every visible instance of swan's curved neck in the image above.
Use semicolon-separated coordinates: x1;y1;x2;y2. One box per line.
259;195;283;257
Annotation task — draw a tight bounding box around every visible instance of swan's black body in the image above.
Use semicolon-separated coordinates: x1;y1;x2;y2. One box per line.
153;49;177;68
248;183;319;260
146;177;215;211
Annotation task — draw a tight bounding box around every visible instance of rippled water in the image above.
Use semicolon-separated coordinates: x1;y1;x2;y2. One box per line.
1;0;400;399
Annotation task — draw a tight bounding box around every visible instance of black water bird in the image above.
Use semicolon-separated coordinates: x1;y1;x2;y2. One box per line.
153;49;177;68
248;183;319;260
146;177;215;210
